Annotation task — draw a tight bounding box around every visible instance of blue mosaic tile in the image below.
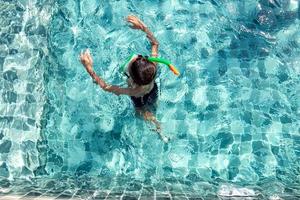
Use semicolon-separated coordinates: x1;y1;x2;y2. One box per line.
0;140;12;153
0;163;9;178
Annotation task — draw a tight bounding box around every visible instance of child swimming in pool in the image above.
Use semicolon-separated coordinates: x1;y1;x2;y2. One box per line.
80;15;170;143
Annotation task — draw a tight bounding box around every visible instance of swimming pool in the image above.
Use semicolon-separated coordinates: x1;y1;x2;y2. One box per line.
0;0;300;199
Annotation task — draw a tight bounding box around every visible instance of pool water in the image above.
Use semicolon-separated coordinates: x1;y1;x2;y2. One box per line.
0;0;300;199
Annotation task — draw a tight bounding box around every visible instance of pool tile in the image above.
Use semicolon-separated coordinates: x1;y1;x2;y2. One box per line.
0;196;21;200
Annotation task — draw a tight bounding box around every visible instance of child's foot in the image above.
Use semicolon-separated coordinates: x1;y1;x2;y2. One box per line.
161;135;170;143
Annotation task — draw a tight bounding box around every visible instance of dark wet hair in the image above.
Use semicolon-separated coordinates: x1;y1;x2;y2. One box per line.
129;55;156;85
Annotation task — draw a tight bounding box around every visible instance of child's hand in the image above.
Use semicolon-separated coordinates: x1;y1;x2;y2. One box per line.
80;49;93;70
127;15;146;30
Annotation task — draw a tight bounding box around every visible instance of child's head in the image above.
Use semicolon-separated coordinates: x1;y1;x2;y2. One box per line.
129;55;156;85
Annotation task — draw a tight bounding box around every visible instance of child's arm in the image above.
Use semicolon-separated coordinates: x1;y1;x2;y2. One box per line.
80;50;144;96
127;15;159;57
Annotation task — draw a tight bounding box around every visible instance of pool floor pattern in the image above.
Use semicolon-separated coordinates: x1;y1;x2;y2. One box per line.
0;186;209;200
1;177;299;200
1;0;300;199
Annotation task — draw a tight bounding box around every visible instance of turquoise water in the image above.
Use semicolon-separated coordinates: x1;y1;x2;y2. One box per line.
0;0;300;199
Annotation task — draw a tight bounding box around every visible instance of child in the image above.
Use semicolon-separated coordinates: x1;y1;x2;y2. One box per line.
80;15;172;143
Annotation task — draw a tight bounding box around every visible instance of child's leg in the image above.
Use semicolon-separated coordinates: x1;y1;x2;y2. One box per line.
140;109;160;131
137;109;169;143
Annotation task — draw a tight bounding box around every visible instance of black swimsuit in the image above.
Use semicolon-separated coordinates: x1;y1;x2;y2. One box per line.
130;82;158;108
124;68;158;109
